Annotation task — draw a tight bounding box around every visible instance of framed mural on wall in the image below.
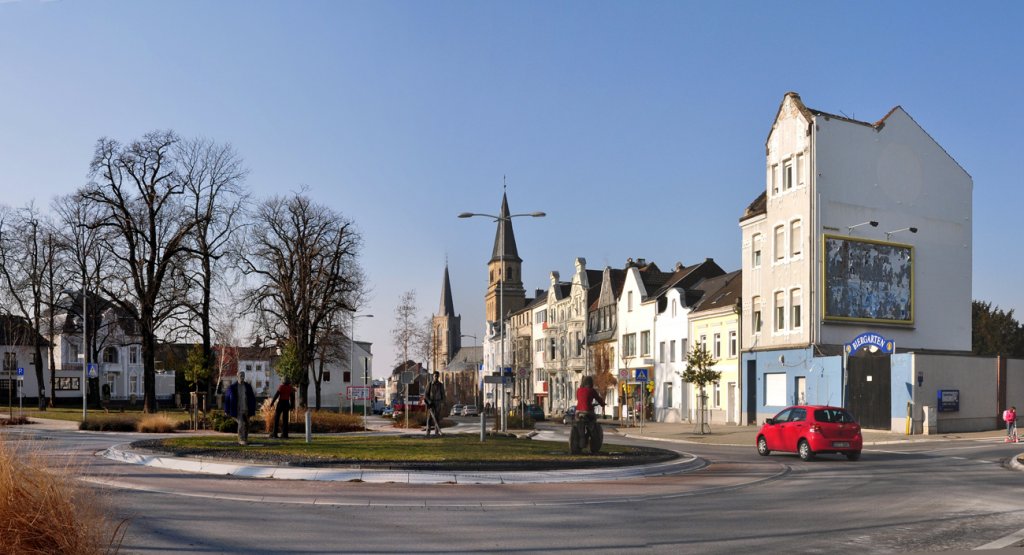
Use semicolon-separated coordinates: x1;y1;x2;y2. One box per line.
822;235;914;324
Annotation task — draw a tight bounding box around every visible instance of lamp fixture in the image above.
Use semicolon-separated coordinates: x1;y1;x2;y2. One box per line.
847;221;879;233
885;227;918;241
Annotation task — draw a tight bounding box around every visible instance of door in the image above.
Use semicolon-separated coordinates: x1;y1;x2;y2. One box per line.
847;353;891;430
746;360;757;424
727;382;736;424
783;407;809;451
764;408;792;450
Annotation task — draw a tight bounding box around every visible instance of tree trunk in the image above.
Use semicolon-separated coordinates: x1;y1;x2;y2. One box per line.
143;331;157;413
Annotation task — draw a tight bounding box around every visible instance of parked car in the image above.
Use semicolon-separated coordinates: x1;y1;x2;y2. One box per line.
381;406;394;418
525;404;545;421
450;404;464;417
756;405;863;461
562;406;576;425
461;405;479;416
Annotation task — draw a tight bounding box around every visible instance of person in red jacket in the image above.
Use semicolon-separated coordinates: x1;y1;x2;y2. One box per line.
1004;406;1018;443
575;375;605;422
270;377;295;439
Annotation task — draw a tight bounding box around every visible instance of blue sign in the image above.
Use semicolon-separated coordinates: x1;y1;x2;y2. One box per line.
87;363;99;379
634;368;649;382
938;389;960;412
845;332;895;355
16;367;24;376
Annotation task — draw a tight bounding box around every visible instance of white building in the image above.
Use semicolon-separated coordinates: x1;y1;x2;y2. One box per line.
740;92;972;428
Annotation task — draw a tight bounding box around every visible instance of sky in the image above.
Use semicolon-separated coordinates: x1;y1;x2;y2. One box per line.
1;1;1021;379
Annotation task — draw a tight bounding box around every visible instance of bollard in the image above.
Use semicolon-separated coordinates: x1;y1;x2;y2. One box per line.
305;409;312;443
480;411;486;442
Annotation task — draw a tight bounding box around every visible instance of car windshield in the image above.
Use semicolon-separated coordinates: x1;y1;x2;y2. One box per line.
814;409;856;423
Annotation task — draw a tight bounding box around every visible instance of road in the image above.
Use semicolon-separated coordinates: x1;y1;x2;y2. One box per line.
4;419;1024;554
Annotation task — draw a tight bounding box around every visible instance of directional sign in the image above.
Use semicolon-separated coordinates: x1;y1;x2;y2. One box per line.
347;386;370;401
634;368;649;382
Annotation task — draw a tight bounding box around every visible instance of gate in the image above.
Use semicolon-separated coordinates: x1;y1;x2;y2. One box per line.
846;353;891;430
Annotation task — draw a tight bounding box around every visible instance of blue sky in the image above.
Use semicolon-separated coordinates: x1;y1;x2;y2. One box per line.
1;1;1021;377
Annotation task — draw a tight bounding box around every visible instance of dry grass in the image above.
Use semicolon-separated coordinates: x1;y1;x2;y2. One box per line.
0;436;127;554
257;401;364;434
135;414;178;433
0;415;32;426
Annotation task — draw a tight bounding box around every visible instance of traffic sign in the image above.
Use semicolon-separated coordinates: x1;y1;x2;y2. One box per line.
635;368;649;382
16;367;24;376
618;368;629;380
87;363;99;379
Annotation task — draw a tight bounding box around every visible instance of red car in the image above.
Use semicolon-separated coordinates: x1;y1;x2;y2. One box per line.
756;405;863;461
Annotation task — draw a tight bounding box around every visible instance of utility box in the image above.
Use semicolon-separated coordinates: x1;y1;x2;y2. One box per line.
922;405;938;435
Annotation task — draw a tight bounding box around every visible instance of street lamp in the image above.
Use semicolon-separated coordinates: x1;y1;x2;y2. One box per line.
351;312;373;421
847;221;878;234
885;226;918;241
458;205;545;432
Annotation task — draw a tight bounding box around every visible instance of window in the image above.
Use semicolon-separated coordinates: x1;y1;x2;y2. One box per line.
102;347;118;363
68;342;80;362
699;335;707;353
713;382;721;408
770;164;779;194
663;382;673;407
774;291;785;332
774;225;785;261
623;333;636;357
729;331;737;357
245;364;252;372
783;159;793;190
548;338;556;361
324;371;331;382
535;310;546;325
790;219;802;256
575;332;584;357
752;233;762;268
535;339;544;352
681;339;688;360
2;352;15;371
671;299;677;317
713;333;721;359
658;341;666;363
129;373;139;396
129;346;139;365
791;289;802;330
795;376;807;405
752;296;762;333
765;373;787;406
627;291;634;312
640;331;650;356
669;340;676;363
343;371;351;382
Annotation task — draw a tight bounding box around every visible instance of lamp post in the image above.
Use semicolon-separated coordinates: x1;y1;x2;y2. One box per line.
458;206;544;432
351;312;373;421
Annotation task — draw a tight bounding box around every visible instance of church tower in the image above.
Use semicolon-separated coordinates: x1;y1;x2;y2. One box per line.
485;193;527;324
431;263;461;372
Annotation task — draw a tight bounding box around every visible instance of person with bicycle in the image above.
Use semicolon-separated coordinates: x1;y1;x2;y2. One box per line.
576;375;605;420
570;375;606;454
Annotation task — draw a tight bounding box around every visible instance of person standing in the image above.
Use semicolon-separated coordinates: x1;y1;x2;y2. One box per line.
225;371;256;446
1004;406;1018;443
270;377;295;439
424;371;446;437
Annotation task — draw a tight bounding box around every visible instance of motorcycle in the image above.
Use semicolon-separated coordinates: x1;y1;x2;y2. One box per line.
569;407;604;455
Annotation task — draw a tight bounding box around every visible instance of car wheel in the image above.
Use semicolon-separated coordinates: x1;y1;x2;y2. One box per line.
845;450;861;461
757;436;771;456
798;439;814;461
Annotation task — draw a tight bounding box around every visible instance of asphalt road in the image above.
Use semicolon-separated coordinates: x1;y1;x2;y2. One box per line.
5;420;1024;554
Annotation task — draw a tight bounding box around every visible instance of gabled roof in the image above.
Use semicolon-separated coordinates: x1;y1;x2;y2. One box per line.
740;190;767;222
690;271;742;314
0;314;48;347
446;346;483;371
652;259;726;299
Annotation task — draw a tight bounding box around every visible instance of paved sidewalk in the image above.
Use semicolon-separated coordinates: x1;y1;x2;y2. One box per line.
613;421;1012;446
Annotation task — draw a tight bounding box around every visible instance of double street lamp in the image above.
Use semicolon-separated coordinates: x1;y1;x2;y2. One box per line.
458;207;545;432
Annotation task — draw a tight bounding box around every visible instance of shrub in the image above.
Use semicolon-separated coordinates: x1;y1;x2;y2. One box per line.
0;437;127;553
0;416;32;426
308;410;363;433
79;416;137;432
136;414;178;433
392;411;447;429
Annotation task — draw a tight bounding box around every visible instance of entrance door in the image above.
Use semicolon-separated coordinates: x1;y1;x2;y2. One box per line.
746;360;757;424
847;353;891;430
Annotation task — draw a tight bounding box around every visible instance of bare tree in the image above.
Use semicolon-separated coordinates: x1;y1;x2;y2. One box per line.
80;130;198;413
391;290;422;371
178;137;249;402
0;204;56;408
240;192;364;407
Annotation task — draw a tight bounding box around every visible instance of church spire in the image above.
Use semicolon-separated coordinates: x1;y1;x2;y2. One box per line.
490;192;522;263
439;264;455;316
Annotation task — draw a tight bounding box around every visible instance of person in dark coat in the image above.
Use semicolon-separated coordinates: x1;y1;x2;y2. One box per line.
224;371;257;446
269;377;295;439
424;371;446;437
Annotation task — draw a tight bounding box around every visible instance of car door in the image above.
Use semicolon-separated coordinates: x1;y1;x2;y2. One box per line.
764;408;792;451
782;407;808;452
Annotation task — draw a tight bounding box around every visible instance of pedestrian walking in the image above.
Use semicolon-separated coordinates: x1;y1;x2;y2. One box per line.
270;377;295;439
224;371;256;446
1004;406;1018;443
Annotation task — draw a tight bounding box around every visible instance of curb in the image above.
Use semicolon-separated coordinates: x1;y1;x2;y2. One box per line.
101;442;705;485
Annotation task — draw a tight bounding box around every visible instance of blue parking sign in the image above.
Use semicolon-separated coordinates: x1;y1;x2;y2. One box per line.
635;368;648;382
16;367;24;376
